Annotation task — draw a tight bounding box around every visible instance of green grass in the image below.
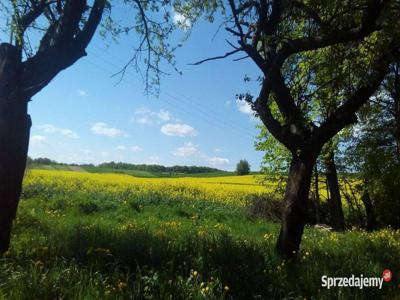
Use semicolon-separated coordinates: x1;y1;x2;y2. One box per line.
1;182;399;300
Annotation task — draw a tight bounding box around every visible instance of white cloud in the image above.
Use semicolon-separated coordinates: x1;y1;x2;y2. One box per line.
173;12;191;29
161;123;198;137
37;124;79;139
214;148;221;153
131;107;174;125
30;135;47;146
131;146;142;152
207;157;230;166
135;117;153;125
91;122;124;137
172;142;199;157
77;89;87;96
116;145;126;151
236;99;254;115
158;109;171;121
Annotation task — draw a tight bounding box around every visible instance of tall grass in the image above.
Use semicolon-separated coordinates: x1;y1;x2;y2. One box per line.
0;171;399;299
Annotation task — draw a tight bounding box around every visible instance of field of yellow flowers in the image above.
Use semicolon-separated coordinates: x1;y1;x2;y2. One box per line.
23;169;275;206
0;169;398;299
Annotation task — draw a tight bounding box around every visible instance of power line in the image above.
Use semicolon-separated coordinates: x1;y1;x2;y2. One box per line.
88;43;259;139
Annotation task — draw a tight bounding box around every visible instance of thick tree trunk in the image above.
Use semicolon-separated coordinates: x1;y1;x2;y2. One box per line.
0;103;31;254
276;153;316;257
0;44;31;254
324;151;345;231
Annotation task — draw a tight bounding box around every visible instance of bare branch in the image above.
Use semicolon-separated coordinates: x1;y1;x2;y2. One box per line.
190;48;241;65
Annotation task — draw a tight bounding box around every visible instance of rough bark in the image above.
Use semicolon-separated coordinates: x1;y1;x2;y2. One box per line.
276;152;316;257
324;151;345;231
0;44;31;254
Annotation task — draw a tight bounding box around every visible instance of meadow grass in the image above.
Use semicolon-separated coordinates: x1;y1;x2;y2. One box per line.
0;170;399;299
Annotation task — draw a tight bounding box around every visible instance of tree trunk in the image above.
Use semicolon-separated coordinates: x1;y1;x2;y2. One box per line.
392;62;400;159
0;44;31;254
313;164;321;224
276;153;316;257
361;182;376;231
324;151;345;231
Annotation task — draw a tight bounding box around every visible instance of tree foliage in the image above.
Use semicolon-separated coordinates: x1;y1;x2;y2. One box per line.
236;159;250;175
344;61;400;228
0;0;222;93
191;0;400;256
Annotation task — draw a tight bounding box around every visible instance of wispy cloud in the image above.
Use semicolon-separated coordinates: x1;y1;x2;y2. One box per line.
100;151;110;157
91;122;124;137
77;89;87;97
206;157;230;166
116;145;126;151
157;109;171;121
131;107;174;125
37;124;79;139
161;123;198;137
171;142;199;157
30;135;47;146
131;146;142;152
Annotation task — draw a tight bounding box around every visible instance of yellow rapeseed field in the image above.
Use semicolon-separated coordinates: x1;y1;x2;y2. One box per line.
23;170;275;206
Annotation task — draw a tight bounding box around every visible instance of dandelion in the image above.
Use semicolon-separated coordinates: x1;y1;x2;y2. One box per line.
224;286;230;292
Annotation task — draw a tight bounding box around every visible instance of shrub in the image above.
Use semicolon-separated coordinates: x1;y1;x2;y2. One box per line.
246;194;282;222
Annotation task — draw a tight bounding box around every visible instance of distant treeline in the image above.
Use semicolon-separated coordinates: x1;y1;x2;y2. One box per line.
27;157;58;165
96;162;223;174
27;157;225;174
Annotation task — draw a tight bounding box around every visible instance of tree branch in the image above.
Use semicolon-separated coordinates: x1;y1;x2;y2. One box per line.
313;45;396;149
255;77;302;151
190;48;241;65
276;0;389;63
21;0;105;98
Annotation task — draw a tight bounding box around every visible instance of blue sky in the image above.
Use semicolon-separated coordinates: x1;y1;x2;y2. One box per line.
18;9;265;171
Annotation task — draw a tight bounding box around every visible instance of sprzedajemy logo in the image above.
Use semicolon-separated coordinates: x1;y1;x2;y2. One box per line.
321;269;392;290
